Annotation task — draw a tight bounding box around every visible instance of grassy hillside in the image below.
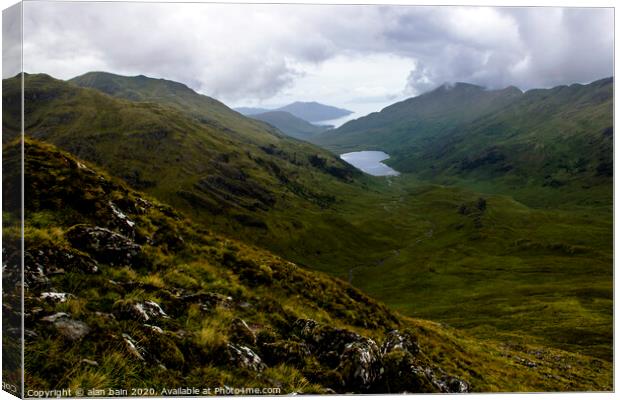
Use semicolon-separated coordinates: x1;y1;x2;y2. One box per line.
3;73;612;386
250;111;331;140
3;73;362;237
313;82;522;152
3;138;612;393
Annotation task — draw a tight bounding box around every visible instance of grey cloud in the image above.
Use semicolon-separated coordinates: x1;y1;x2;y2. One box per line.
18;3;614;102
3;3;22;79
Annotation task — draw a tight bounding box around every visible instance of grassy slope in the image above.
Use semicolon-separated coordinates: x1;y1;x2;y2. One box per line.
275;174;612;362
313;82;523;152
4;139;612;392
3;73;612;382
3;73;362;236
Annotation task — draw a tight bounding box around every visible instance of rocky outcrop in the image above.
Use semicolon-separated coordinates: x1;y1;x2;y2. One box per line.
65;225;141;266
227;344;265;372
287;319;469;393
381;330;419;356
41;313;90;341
113;300;169;323
24;246;98;288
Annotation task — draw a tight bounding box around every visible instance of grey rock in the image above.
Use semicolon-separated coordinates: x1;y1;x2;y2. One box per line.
40;292;74;303
227;344;265;372
113;300;169;323
381;330;419;356
122;333;146;361
66;225;141;266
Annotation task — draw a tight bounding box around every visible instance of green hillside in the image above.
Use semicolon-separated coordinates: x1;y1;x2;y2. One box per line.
314;79;612;206
3;73;361;237
69;71;278;138
313;82;523;152
3;138;612;393
2;73;612;391
251;110;331;140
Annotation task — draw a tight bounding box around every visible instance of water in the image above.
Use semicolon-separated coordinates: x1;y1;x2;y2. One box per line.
340;151;400;177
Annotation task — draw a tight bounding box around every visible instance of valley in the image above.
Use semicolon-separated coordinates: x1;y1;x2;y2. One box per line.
3;71;613;392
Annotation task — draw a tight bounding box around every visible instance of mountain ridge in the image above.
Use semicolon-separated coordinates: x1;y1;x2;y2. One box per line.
236;101;352;122
250;110;332;140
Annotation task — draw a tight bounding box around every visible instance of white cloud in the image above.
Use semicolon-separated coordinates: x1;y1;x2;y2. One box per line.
17;2;614;109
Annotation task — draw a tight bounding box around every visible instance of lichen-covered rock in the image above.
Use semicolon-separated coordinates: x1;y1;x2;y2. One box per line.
41;313;90;341
379;349;436;393
134;326;185;369
24;246;98;288
381;330;419;356
113;299;169;323
293;319;365;366
65;225;141;266
123;333;146;361
226;344;265;372
40;292;74;303
292;319;383;391
431;372;471;393
338;338;382;392
229;318;256;346
108;201;136;239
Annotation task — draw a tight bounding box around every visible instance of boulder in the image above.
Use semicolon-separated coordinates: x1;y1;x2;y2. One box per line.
41;313;90;341
179;292;233;312
431;372;471;393
379;349;436;393
123;333;146;361
381;330;419;356
113;300;169;323
24;247;98;288
338;338;382;392
65;225;141;266
108;202;136;239
40;292;74;303
227;344;265;372
292;319;383;391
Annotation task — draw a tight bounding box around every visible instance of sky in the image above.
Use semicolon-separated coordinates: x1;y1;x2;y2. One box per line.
5;2;615;116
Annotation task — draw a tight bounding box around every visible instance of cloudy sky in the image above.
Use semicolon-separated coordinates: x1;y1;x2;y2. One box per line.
8;2;614;115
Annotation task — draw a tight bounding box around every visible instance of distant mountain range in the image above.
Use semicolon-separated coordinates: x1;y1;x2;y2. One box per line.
250;110;333;140
236;101;352;122
235;106;271;115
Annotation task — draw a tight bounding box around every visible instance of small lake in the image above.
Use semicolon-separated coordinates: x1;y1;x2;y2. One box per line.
340;151;400;176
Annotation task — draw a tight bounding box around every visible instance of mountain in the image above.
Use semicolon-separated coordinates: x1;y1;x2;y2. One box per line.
250;110;332;140
236;102;353;123
313;82;523;152
3;72;612;388
3;138;612;393
235;106;271;115
278;101;353;122
314;79;613;206
3;73;361;232
69;71;287;140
